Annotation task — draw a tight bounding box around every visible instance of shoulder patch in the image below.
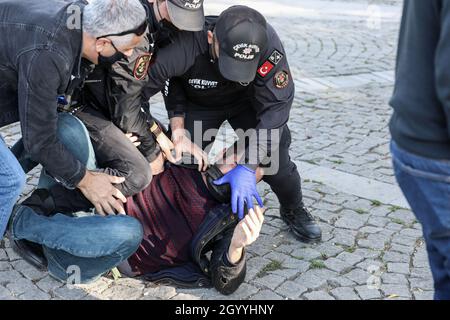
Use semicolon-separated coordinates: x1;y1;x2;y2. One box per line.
257;60;275;78
274;71;289;89
268;50;284;65
133;54;151;80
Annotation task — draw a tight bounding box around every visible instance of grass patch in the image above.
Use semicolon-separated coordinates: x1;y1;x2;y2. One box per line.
257;260;284;278
305;159;318;165
344;246;356;253
310;260;326;269
331;160;344;165
389;205;403;212
305;98;317;104
355;209;367;215
391;218;406;226
371;200;382;207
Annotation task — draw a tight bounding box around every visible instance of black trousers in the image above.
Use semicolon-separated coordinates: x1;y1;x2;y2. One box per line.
183;104;303;209
75;106;152;198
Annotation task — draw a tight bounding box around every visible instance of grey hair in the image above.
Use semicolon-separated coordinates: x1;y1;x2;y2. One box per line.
83;0;147;44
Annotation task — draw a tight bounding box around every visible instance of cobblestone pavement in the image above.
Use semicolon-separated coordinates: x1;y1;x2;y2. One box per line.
0;0;436;300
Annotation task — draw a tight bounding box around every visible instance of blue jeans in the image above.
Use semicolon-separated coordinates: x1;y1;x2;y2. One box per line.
0;135;25;239
38;112;97;189
391;140;450;300
10;206;143;283
12;113;143;283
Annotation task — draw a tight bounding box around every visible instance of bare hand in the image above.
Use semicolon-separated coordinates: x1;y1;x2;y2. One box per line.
228;206;265;263
172;130;209;171
78;171;127;216
125;133;141;147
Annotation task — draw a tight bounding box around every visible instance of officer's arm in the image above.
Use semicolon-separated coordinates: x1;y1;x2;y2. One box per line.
239;27;294;170
18;50;86;189
108;38;160;162
144;31;199;99
164;77;189;120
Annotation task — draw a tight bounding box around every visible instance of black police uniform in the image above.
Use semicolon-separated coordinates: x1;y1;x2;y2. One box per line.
145;17;303;213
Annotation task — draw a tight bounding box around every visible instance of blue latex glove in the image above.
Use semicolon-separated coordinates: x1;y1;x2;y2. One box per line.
213;165;264;220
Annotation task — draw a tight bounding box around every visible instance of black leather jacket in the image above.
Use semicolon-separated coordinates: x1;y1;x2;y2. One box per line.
144;203;247;295
0;0;88;189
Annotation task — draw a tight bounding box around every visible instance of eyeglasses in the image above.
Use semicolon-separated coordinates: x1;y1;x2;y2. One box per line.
97;19;148;39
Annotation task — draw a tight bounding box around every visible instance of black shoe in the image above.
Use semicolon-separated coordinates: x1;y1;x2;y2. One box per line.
6;190;54;271
280;205;322;244
7;231;47;271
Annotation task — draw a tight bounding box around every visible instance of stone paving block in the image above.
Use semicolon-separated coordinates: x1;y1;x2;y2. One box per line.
5;248;21;261
171;293;201;300
250;290;284;300
336;252;365;265
381;273;408;285
295;269;338;290
332;230;356;247
324;258;353;274
252;274;286;290
100;285;144;300
303;291;335;300
0;270;23;286
35;275;64;293
409;278;434;292
343;269;371;286
290;248;322;261
413;290;434;301
355;285;382;300
0;261;12;271
19;287;51;300
11;260;47;281
330;287;361;300
143;285;177;300
0;249;8;261
277;281;308;299
387;263;410;275
0;285;15;300
53;285;89;300
6;278;38;296
381;284;412;299
334;211;368;230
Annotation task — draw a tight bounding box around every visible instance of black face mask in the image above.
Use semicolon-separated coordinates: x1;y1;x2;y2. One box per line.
97;42;125;67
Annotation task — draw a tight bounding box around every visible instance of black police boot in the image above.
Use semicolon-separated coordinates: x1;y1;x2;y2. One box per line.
6;189;56;271
280;204;322;244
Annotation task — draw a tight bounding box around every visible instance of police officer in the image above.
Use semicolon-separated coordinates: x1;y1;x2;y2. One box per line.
145;6;322;243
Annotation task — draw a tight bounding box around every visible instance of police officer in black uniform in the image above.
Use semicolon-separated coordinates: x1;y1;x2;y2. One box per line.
145;6;322;243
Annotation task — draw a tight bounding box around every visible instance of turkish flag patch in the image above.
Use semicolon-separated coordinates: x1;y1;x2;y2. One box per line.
133;54;151;80
257;60;275;78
